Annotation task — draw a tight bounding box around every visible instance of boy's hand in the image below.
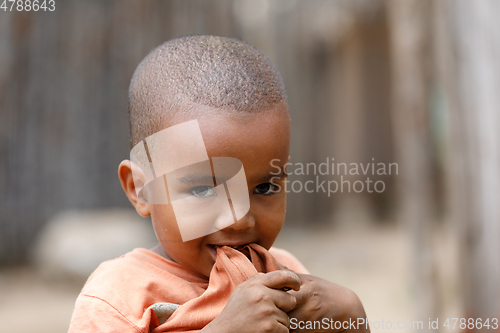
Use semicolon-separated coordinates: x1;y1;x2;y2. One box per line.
287;273;369;333
202;270;301;333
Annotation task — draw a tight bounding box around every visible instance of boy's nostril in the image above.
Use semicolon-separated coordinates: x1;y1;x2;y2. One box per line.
227;213;255;231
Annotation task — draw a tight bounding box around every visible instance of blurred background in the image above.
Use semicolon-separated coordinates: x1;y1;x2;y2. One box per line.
1;0;499;332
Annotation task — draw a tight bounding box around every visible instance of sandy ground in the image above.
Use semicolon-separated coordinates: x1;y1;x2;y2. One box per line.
0;225;461;333
0;266;81;332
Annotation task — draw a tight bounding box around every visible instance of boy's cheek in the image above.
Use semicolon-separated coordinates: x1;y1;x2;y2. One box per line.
150;204;182;242
255;212;286;248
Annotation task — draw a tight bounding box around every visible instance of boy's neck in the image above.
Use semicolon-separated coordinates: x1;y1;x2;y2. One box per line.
150;244;175;262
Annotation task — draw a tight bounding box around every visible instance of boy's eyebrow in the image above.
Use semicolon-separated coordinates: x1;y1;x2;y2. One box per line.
175;168;287;185
255;168;287;183
176;174;215;185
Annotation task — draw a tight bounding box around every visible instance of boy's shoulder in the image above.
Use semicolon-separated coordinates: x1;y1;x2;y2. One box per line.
69;248;209;332
269;247;309;274
81;248;208;301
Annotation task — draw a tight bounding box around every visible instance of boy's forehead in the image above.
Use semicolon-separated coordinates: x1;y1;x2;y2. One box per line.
159;103;290;158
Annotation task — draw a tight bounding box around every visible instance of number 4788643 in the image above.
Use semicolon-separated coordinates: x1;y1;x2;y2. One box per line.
1;0;55;12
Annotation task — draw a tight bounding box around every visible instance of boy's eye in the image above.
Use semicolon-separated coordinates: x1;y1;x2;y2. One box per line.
253;183;279;196
190;186;217;198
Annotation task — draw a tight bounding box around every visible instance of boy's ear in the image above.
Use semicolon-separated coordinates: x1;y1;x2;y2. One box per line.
118;160;151;217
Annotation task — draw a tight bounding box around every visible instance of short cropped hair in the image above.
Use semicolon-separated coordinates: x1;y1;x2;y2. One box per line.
128;35;288;148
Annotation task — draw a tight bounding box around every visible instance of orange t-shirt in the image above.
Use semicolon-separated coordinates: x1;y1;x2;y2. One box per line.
68;246;308;333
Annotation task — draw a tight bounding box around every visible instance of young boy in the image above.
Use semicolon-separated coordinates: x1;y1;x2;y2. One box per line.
69;35;369;333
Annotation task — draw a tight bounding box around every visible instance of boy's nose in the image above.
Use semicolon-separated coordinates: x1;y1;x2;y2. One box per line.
226;211;255;231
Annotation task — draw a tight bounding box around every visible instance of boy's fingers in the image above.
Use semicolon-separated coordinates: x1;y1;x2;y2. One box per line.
275;309;291;330
260;270;301;291
267;289;297;312
286;289;307;306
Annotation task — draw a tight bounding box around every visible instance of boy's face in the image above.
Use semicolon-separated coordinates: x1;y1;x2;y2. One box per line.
149;105;290;278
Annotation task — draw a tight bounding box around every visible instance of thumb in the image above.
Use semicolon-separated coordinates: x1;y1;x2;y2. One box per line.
287;288;307;306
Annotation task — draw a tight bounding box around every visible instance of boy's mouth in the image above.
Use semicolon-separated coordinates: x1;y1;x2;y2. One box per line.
207;244;248;260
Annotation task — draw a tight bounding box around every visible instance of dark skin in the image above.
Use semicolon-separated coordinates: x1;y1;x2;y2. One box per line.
118;103;369;333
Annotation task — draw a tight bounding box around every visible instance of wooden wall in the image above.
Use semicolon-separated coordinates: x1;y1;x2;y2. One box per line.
0;0;394;263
